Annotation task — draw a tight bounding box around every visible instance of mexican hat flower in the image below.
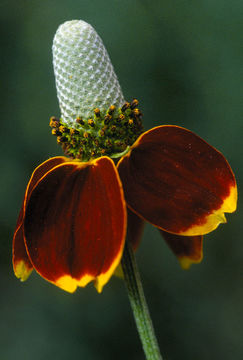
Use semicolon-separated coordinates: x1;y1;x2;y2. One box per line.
12;20;237;294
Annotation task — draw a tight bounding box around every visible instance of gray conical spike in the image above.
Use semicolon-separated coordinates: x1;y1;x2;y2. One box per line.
53;20;125;126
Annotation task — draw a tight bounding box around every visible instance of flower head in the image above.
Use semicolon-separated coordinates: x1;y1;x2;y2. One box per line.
13;20;237;293
53;20;125;124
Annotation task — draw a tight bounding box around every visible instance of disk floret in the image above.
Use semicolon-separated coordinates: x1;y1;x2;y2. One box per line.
50;99;143;161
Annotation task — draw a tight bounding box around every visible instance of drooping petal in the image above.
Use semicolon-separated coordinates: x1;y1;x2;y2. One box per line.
126;208;145;250
12;208;33;281
159;230;203;269
24;157;126;293
113;208;144;278
118;125;237;236
13;157;68;281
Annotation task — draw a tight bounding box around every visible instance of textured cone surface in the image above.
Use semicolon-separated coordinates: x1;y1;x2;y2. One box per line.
53;20;125;126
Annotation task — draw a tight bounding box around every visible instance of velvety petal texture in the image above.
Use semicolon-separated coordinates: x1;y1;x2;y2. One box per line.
24;156;126;293
113;208;145;278
126;208;145;251
12;207;33;281
118;125;237;236
160;230;203;269
12;157;68;281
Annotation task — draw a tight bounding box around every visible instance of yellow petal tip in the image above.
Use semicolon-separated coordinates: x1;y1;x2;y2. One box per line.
178;256;203;270
56;275;78;293
180;185;237;236
94;246;125;293
56;274;97;293
14;260;33;282
113;263;124;279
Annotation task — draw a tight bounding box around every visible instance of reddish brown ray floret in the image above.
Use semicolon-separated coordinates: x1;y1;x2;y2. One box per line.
126;208;145;250
159;230;203;269
12;156;69;281
118;125;237;236
113;208;145;278
13;123;237;291
23;156;126;293
12;207;33;281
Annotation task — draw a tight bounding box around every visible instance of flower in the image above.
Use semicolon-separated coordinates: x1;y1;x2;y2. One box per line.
12;20;237;293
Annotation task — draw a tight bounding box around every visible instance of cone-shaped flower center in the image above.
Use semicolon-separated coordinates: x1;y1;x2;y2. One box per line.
52;20;143;161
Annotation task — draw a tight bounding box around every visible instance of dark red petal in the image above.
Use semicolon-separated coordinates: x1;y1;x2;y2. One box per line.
113;208;144;278
12;156;68;281
118;125;237;236
127;208;145;250
24;157;126;293
113;207;144;279
12;210;33;281
160;230;203;269
25;157;69;203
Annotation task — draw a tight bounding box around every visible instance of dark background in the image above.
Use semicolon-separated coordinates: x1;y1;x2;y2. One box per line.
1;1;242;359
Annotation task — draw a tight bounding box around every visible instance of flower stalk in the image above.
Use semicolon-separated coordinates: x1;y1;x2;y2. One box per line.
121;241;163;360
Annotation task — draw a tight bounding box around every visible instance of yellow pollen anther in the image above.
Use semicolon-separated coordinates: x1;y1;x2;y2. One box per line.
49;117;60;128
94;108;100;116
133;108;140;116
83;132;89;138
88;119;94;127
108;105;116;113
59;125;65;133
118;114;125;121
131;99;139;109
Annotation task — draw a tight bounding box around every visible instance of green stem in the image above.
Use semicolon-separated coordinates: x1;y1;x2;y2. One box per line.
121;241;163;360
110;146;130;159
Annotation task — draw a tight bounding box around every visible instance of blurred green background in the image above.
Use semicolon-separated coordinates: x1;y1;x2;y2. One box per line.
1;1;242;359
